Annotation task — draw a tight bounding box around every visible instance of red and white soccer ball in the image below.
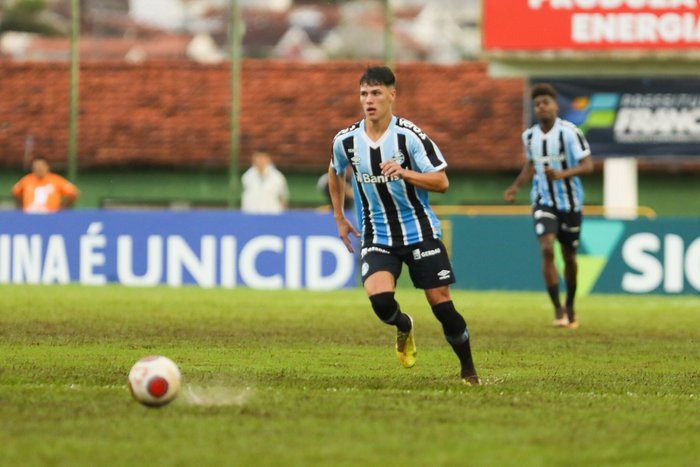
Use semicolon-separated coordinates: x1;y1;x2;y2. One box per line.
128;355;182;407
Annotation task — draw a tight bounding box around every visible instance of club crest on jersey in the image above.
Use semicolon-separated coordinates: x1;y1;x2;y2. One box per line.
392;151;405;165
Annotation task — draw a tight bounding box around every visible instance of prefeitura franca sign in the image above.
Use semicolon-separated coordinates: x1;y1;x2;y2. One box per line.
532;78;700;157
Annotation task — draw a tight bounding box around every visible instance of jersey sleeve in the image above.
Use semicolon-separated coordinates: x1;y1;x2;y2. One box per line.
58;177;78;196
11;178;25;197
566;126;591;161
407;131;446;173
331;136;349;175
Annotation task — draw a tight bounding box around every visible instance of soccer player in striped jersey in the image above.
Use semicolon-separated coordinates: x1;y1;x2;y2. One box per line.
328;66;479;385
504;83;593;329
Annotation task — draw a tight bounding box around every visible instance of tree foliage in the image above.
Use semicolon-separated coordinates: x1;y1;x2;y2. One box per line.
0;0;62;35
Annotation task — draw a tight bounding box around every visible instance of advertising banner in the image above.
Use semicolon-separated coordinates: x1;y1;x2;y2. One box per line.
0;211;357;290
532;78;700;157
483;1;700;51
452;216;700;295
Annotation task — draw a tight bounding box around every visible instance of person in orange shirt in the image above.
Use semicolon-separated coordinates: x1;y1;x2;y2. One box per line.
12;157;80;213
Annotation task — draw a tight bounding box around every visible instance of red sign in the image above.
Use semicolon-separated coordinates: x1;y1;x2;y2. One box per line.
483;0;700;50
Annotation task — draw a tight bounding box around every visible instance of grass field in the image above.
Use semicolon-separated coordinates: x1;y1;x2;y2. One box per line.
1;285;698;466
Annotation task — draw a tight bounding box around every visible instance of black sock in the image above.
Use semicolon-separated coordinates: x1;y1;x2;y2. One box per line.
431;301;476;376
394;312;412;333
450;338;477;377
547;284;561;309
566;280;577;308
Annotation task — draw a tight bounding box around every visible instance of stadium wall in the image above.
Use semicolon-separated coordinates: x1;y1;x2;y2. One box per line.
0;60;525;171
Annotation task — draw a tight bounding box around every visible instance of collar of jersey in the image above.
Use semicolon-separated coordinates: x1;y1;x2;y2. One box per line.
360;116;395;149
537;117;562;136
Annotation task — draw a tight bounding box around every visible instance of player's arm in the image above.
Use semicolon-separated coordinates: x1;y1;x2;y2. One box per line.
504;160;535;203
328;164;359;253
11;181;24;209
61;183;80;209
545;155;593;180
343;169;354;200
279;175;289;210
379;162;448;193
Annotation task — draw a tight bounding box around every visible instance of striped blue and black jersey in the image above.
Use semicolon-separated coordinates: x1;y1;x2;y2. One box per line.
523;117;591;213
331;115;446;247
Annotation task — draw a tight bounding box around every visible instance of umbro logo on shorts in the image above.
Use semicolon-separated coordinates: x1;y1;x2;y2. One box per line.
437;270;451;280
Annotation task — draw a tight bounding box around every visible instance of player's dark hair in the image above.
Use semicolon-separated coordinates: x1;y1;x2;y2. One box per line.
31;156;48;164
531;83;557;100
359;66;396;87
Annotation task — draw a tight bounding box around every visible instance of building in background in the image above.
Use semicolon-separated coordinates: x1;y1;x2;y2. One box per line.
1;0;481;63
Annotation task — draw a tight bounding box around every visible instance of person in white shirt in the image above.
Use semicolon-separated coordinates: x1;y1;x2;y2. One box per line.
241;151;289;214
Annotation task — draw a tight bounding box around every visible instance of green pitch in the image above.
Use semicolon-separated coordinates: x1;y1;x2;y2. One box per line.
1;285;698;466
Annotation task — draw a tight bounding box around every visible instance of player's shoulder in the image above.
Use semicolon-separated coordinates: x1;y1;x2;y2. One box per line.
49;173;71;184
17;173;34;184
395;116;430;141
12;174;31;189
332;120;362;144
522;124;538;140
559;119;584;134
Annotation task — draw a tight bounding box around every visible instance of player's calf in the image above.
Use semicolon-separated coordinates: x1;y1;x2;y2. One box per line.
431;301;478;383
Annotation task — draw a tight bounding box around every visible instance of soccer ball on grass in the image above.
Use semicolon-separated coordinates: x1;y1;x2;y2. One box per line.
128;355;181;407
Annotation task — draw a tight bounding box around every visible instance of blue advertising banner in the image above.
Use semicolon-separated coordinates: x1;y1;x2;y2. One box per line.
531;78;700;158
0;211;357;290
452;216;700;295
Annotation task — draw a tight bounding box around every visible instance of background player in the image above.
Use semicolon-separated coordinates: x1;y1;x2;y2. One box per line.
241;150;289;214
504;83;593;328
328;66;479;385
12;156;80;213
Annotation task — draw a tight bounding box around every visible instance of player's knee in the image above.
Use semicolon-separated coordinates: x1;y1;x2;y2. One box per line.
540;244;555;261
369;292;399;324
431;301;468;343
